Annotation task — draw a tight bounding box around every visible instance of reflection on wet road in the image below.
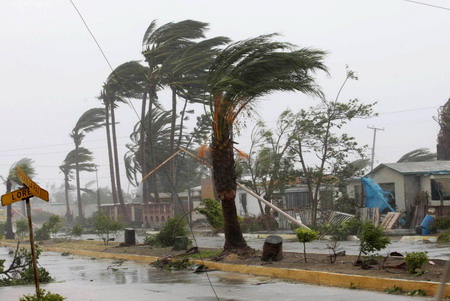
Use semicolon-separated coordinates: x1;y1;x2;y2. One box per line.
0;246;425;301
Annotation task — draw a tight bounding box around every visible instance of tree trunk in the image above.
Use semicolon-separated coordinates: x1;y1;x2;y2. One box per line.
140;91;149;204
212;129;249;251
75;143;84;220
64;174;72;222
5;179;15;239
170;87;178;214
147;88;159;202
105;103;118;205
110;105;130;223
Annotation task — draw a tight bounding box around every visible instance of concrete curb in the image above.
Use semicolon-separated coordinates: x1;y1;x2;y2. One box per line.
2;241;448;297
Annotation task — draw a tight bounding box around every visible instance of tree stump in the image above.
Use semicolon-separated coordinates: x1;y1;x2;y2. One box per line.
173;236;189;251
261;235;283;261
124;228;136;246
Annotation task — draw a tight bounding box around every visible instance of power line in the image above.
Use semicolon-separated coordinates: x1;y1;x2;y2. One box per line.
403;0;450;11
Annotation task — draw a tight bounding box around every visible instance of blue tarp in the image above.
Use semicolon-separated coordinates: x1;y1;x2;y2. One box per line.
361;177;396;212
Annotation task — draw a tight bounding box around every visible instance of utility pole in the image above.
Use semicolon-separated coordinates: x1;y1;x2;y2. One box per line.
368;126;384;170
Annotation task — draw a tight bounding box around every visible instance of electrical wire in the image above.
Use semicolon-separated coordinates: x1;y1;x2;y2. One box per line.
67;1;221;299
403;0;450;11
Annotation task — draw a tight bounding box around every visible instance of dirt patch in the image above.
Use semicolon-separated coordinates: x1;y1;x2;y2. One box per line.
33;239;448;283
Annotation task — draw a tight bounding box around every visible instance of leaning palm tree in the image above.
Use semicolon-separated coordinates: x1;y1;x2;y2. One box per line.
206;34;327;252
70;108;105;221
100;61;147;222
397;148;437;162
60;147;98;221
141;20;221;205
2;158;36;239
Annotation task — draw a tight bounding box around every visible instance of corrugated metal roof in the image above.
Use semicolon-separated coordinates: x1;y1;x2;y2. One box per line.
368;161;450;175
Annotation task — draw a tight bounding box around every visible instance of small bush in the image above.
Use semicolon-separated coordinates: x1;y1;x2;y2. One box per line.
144;216;188;247
35;224;51;241
16;219;29;239
195;199;224;231
296;228;319;263
357;222;390;260
438;229;450;243
20;289;65;301
405;252;428;273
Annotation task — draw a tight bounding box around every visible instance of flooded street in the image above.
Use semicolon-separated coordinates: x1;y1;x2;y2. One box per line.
0;246;428;301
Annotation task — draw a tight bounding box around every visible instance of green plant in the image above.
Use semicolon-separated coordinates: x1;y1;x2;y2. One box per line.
195;199;224;231
35;224;51;241
70;224;83;239
20;289;65;301
357;222;390;260
295;228;319;263
407;289;426;296
385;286;404;295
47;215;64;238
404;251;428;273
93;211;123;245
15;219;29;239
143;216;188;247
155;216;188;247
0;244;53;287
437;229;450;243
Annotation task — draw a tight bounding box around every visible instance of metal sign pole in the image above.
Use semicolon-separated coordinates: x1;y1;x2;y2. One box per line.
25;198;40;296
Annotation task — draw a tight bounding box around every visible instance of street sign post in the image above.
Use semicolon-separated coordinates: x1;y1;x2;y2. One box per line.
1;187;33;206
17;166;49;201
1;166;50;298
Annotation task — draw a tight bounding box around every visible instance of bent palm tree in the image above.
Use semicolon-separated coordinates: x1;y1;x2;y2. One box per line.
206;34;327;251
70;108;105;221
100;61;147;222
397;148;436;162
60;147;97;221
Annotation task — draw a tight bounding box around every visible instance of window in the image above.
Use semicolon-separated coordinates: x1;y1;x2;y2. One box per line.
431;178;450;201
286;191;310;208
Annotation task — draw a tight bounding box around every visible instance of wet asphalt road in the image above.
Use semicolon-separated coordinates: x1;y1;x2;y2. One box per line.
0;244;432;301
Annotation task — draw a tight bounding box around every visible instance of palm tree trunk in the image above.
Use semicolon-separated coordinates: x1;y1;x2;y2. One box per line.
170;87;178;213
212;129;248;251
75;143;84;220
140;92;149;204
110;105;130;223
147;90;159;202
105;103;118;205
64;173;72;222
5;179;15;239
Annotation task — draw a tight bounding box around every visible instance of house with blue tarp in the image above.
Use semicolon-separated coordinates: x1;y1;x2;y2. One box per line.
351;161;450;216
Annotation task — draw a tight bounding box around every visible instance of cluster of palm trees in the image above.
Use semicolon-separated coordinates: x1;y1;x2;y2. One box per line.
56;19;328;251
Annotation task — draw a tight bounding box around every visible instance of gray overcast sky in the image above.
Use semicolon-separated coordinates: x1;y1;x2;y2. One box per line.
0;0;449;195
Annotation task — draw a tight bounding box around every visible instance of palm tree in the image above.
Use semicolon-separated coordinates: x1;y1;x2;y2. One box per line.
60;147;97;222
70;108;105;221
100;61;147;222
206;34;327;251
397;148;437;162
125;107;174;200
2;158;36;239
141;20;226;206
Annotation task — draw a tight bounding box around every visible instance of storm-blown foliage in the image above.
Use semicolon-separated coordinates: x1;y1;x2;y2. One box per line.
206;33;327;251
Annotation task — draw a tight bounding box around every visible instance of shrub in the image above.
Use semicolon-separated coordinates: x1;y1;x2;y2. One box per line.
93;212;123;245
433;212;450;230
320;218;363;241
70;224;83;239
16;219;29;239
405;252;429;273
438;229;450;243
144;216;188;247
357;222;390;260
155;216;188;247
295;228;319;263
20;289;65;301
195;199;224;231
35;224;51;241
